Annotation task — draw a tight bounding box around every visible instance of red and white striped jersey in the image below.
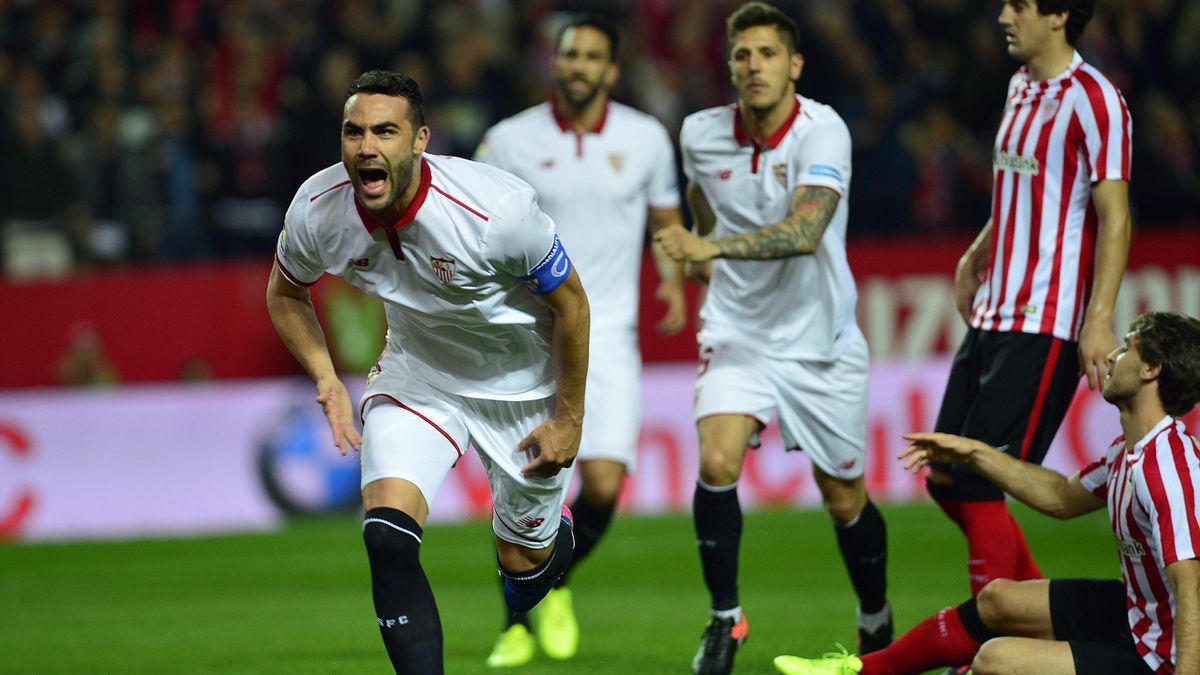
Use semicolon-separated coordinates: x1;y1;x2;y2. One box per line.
970;52;1131;341
1079;416;1200;674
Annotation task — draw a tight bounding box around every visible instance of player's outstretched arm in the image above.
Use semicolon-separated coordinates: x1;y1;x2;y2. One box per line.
519;267;589;478
712;184;840;260
1168;559;1200;675
955;219;992;323
1078;179;1132;390
648;206;688;335
266;261;361;456
900;432;1104;519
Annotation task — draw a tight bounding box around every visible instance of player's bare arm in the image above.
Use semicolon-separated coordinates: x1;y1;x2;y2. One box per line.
955;219;993;323
681;182;715;284
266;261;361;456
1169;559;1200;675
1079;179;1132;390
900;432;1105;519
519;267;590;478
656;184;838;263
712;185;838;259
648;206;688;335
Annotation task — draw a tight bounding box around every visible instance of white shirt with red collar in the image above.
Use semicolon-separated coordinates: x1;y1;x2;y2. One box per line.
275;154;569;400
475;101;680;339
681;94;857;361
1079;416;1200;674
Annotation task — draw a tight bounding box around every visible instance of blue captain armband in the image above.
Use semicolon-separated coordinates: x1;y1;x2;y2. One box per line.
521;235;572;295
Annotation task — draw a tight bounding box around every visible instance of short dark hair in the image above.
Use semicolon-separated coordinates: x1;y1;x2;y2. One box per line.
555;14;620;61
726;1;800;53
1036;0;1095;45
345;70;426;127
1130;311;1200;417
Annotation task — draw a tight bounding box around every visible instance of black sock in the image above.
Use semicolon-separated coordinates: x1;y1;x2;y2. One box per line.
834;500;888;615
362;508;443;675
956;597;1002;644
555;494;616;588
499;516;574;613
693;481;742;611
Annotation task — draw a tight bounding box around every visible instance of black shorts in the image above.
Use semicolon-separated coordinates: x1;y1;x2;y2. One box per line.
930;328;1081;501
1049;579;1155;675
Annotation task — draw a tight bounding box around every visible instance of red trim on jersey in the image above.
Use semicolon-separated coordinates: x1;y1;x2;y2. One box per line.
309;179;352;203
734;98;801;175
430;184;490;221
550;99;608;134
359;393;463;458
354;159;432;232
551;100;608;157
274;253;319;287
1018;337;1063;460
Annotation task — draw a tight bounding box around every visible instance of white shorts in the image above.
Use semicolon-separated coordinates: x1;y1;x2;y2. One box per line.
360;354;573;549
693;329;869;480
577;333;641;469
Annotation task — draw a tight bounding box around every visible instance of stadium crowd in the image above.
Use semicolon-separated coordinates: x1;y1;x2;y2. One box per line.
1;0;1197;272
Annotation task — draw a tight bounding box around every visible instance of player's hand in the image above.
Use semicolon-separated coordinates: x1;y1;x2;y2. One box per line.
684;260;712;285
954;252;986;323
654;224;719;263
898;432;984;472
517;414;582;479
1078;318;1116;390
315;376;361;456
655;278;687;336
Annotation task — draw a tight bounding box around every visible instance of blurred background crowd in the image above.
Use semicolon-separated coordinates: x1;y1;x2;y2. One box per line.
1;0;1197;276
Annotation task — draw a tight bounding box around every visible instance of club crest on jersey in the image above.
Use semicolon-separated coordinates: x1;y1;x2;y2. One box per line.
430;256;456;284
1040;96;1061;120
772;163;788;189
608;153;625;173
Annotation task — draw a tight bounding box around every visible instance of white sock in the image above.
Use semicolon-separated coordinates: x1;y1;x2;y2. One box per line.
857;603;891;633
713;606;742;621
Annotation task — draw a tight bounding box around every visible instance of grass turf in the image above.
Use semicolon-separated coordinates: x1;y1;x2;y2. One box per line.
1;502;1117;674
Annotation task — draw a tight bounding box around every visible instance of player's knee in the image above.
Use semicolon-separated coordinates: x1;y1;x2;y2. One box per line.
496;540;550;574
579;468;625;506
363;511;421;560
698;448;742;486
970;637;1014;675
976;578;1018;631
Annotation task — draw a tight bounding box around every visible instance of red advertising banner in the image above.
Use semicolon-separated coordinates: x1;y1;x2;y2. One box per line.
0;229;1195;388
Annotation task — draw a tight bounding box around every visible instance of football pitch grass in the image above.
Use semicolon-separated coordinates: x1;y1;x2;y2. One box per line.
2;502;1116;674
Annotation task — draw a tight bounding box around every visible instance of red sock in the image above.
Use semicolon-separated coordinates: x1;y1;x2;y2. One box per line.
1010;513;1043;580
860;606;980;675
961;500;1018;595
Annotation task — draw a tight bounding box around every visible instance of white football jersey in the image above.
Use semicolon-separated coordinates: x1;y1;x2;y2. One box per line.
475;101;680;338
681;95;858;361
276;155;571;400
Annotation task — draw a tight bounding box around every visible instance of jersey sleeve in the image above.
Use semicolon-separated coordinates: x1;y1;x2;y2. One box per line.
1076;74;1132;184
680;116;697;183
1140;434;1200;567
1077;454;1111;498
487;187;573;296
646;122;681;209
792;116;851;196
473;126;512;173
275;188;326;287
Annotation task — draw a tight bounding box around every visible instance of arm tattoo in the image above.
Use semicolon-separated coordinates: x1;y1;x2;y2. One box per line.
713;186;840;260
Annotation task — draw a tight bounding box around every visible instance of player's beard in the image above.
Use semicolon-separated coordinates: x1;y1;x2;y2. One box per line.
556;75;605;111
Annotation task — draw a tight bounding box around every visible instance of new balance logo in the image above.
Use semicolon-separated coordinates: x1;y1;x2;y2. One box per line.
716;168;733;180
378;615;410;628
348;257;370;267
518;516;545;528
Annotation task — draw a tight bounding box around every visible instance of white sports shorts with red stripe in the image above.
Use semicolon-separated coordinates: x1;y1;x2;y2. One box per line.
359;353;572;550
693;327;869;480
